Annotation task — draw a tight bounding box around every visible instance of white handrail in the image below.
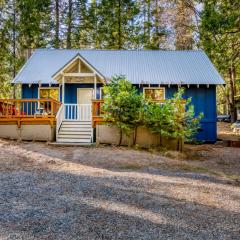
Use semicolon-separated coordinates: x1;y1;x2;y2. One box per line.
56;104;64;134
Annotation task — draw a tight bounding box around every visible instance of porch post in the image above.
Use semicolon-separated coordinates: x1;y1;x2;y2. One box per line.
62;75;65;103
94;74;97;99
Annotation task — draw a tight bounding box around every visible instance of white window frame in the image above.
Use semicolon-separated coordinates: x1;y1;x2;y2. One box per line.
143;87;166;101
38;87;60;101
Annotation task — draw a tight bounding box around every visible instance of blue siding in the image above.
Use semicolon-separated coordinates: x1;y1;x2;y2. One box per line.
22;84;39;98
22;84;217;143
64;83;102;103
166;85;216;142
134;84;217;143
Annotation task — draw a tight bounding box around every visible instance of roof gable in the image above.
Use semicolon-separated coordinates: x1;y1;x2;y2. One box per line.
52;53;105;82
12;49;225;85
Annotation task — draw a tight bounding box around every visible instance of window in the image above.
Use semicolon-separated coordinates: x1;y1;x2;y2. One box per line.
39;88;59;101
143;87;165;101
38;88;60;114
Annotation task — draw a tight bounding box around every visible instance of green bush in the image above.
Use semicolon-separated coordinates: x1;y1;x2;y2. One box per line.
102;76;203;149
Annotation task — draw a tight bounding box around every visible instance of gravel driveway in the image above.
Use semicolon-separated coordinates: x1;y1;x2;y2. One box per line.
0;139;240;240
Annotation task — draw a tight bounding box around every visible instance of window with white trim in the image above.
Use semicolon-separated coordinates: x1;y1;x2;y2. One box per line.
143;87;165;101
39;88;60;101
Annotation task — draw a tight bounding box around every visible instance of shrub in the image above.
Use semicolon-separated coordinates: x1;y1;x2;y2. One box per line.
102;75;145;145
102;76;203;150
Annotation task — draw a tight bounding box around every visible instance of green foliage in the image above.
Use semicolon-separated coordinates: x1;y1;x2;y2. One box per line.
144;88;203;144
103;77;203;147
199;0;240;121
166;88;203;142
102;76;144;144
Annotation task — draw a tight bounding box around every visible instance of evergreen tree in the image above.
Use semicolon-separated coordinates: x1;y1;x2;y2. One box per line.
200;0;240;122
174;0;195;50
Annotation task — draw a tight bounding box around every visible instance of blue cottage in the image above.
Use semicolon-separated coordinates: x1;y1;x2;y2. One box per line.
12;49;225;143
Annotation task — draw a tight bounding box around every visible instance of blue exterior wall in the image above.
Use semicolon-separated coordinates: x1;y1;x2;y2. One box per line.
21;83;102;101
135;84;217;143
22;83;217;142
64;83;102;103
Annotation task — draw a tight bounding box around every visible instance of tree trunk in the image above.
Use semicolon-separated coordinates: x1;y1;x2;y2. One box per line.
12;0;16;98
159;131;162;147
66;0;72;49
133;126;138;145
147;0;151;47
117;0;122;49
229;65;237;122
118;129;122;146
54;0;60;48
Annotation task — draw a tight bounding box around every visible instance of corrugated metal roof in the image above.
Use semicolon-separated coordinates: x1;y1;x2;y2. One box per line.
12;49;225;85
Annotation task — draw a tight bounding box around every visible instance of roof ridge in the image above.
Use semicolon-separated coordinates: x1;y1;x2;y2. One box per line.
35;48;203;52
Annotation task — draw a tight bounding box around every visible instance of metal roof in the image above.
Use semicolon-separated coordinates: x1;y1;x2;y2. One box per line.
12;49;225;85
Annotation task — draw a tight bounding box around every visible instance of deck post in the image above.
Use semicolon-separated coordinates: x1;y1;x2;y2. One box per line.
62;75;65;104
94;74;97;99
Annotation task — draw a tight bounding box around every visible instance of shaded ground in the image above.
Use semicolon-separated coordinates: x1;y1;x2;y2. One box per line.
0;139;240;239
218;122;240;141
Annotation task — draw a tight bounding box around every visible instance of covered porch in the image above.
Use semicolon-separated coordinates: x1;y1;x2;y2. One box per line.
53;53;105;123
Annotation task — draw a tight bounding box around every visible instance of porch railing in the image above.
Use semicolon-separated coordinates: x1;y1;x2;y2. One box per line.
0;98;61;118
64;104;92;121
92;100;105;127
56;103;92;133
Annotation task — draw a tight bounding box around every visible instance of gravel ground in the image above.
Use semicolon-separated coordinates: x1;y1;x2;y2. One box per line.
0;139;240;240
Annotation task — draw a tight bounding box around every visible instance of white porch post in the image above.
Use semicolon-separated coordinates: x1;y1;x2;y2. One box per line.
94;74;97;99
62;75;65;103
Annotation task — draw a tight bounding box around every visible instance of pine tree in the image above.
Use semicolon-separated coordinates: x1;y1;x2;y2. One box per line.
174;0;195;50
200;0;240;122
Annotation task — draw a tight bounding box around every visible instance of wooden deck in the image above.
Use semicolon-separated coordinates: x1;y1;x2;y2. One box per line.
92;99;105;128
0;99;61;127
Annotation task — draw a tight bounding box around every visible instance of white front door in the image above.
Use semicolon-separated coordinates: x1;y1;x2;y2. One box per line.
77;89;93;104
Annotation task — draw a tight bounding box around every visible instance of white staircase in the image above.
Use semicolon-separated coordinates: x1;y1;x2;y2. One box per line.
56;104;93;143
57;121;92;143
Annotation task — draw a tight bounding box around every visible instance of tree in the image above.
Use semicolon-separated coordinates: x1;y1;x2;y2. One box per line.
53;0;60;48
102;75;144;145
97;0;139;49
144;88;203;150
200;0;240;122
174;0;195;50
144;101;174;147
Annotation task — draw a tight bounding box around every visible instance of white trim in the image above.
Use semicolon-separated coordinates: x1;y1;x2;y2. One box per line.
100;87;104;99
52;54;105;83
143;87;166;100
94;75;97;99
63;73;96;77
38;86;60;101
62;76;65;103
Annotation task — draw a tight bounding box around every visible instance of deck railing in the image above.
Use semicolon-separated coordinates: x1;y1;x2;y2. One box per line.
91;99;187;127
0;99;61;119
92;100;105;127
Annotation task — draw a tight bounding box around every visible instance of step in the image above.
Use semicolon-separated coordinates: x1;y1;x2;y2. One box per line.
48;142;95;147
58;133;91;138
61;125;92;129
60;127;92;132
57;138;91;143
62;121;91;125
58;130;92;135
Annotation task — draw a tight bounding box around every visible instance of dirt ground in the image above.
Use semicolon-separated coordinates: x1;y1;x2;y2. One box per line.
0;137;240;239
218;122;240;141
